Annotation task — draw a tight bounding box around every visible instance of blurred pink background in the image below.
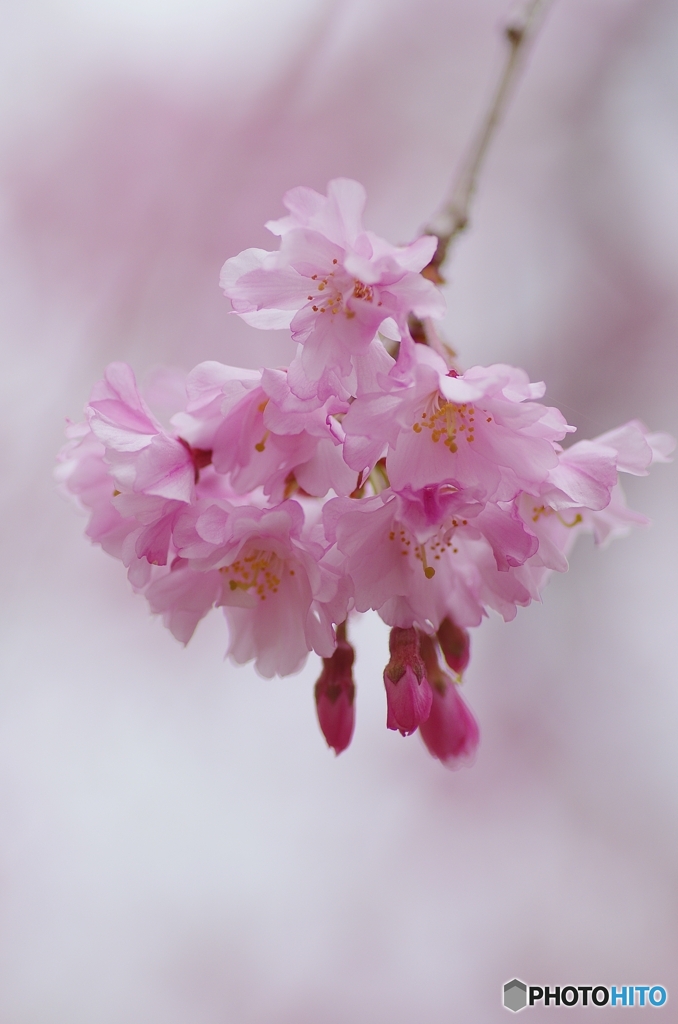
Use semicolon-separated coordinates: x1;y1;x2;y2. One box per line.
1;0;677;1019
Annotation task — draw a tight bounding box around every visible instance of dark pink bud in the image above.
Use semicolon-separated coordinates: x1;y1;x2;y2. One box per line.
314;633;356;755
383;627;432;736
436;617;471;676
418;632;479;767
419;680;479;768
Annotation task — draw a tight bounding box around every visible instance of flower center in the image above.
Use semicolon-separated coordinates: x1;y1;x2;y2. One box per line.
305;262;382;320
412;399;490;451
352;280;374;302
220;548;288;600
387;520;465;578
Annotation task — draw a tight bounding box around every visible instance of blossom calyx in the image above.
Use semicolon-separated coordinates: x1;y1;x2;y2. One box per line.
314;626;356;755
383;627;433;736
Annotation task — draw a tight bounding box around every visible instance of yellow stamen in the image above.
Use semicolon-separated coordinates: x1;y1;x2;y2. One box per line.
254;430;270;453
556;511;583;528
221;549;284;600
420;545;436;579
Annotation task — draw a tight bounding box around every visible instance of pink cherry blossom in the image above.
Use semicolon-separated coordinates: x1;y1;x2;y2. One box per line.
171;359;261;445
56;174;676;766
84;362;225;572
145;558;223;645
57;363;243;595
518;419;676;574
57;414;183;588
57;420;140;561
176;361;357;500
383;627;433;736
87;362;198;503
324;487;536;632
220;179;445;400
175;499;349;677
343;346;573;501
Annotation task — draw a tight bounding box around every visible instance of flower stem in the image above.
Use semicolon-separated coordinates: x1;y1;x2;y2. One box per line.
422;0;554;279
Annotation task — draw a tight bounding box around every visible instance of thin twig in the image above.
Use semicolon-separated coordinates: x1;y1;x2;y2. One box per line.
421;0;554;281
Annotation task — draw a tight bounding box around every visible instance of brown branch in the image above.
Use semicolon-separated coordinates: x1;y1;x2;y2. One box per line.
421;0;555;282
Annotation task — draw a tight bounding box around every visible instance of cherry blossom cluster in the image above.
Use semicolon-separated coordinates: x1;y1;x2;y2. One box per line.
58;179;673;766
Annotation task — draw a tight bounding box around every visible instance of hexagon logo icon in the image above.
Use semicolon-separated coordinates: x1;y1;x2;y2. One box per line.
503;979;528;1012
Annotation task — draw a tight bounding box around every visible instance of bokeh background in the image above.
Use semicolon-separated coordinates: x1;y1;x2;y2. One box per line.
1;0;677;1020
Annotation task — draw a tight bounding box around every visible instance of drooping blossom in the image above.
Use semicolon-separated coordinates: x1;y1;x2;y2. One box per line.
57;419;144;574
57;363;219;588
173;361;357;501
173;499;349;677
323;486;538;632
517;419;675;575
57;176;674;768
145;558;224;645
343;346;573;500
87;362;198;504
220;178;445;400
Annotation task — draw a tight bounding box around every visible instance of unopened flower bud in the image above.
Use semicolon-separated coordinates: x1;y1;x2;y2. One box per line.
418;632;479;768
383;627;433;736
314;632;356;755
436;617;471;676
